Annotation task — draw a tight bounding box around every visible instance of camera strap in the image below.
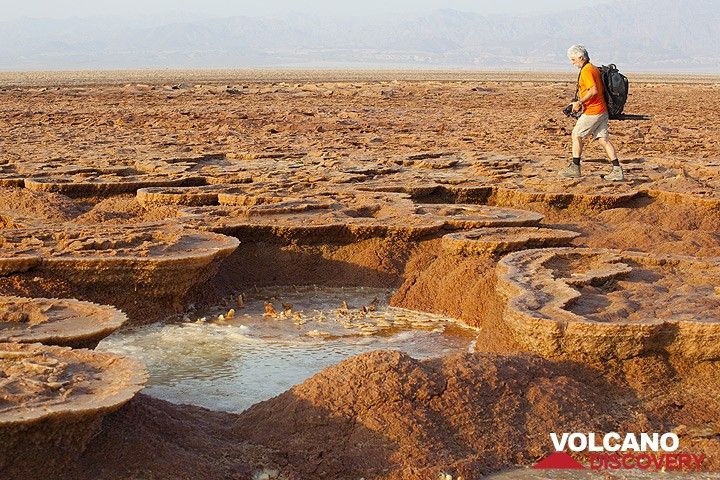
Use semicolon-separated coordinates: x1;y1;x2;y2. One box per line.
573;68;582;101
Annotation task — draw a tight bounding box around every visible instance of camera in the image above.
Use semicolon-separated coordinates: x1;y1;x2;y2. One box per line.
563;104;582;119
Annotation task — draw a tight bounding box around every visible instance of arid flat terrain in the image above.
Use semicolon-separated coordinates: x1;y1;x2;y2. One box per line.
2;71;719;169
2;69;720;86
1;71;719;480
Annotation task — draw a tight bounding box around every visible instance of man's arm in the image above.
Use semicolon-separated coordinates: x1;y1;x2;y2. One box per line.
572;85;598;112
577;85;598;104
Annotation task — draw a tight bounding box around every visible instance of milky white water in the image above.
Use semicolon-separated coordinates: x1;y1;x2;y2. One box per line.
97;286;476;413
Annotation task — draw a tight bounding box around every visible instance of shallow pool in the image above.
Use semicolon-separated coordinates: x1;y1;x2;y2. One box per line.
97;286;476;413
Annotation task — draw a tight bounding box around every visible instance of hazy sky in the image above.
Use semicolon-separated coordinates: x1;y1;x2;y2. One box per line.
1;0;598;19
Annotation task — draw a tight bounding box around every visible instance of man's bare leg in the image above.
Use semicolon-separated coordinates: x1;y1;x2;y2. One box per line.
572;132;584;158
596;137;617;161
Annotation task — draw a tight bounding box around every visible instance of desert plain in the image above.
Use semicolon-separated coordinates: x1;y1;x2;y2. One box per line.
1;70;720;479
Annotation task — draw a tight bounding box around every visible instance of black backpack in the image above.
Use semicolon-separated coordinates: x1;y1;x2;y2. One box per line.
599;64;629;119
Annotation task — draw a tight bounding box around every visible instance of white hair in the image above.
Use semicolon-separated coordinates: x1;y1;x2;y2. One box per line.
567;45;589;61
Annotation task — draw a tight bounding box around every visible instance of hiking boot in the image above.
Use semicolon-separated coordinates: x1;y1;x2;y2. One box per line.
559;162;581;178
602;165;624;181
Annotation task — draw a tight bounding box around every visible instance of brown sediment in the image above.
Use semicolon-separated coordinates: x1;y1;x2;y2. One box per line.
390;239;518;353
0;342;147;480
0;178;25;188
57;393;277;480
0;187;82;225
232;350;640;479
56;350;720;479
0;78;719;479
0;296;126;348
0;212;41;229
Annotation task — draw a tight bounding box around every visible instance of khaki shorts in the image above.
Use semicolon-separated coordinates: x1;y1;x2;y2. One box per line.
573;112;609;140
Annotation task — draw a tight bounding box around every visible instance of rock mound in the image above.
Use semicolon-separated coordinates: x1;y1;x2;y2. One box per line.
0;342;147;479
236;350;630;479
0;223;239;325
0;296;126;348
497;248;720;361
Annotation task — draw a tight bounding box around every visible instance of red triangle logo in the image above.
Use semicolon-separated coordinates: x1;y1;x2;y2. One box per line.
533;451;585;469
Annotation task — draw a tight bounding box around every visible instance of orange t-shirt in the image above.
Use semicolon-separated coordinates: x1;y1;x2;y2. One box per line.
578;63;607;115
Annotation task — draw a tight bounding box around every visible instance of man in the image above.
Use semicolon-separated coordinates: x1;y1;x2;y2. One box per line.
560;45;624;181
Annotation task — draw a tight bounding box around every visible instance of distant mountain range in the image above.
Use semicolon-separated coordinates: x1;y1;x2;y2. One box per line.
1;0;718;72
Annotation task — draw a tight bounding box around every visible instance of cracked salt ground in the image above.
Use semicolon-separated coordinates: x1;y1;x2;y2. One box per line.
97;286;475;413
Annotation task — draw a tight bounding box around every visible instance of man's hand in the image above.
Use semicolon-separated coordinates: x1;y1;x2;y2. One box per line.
571;101;583;113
